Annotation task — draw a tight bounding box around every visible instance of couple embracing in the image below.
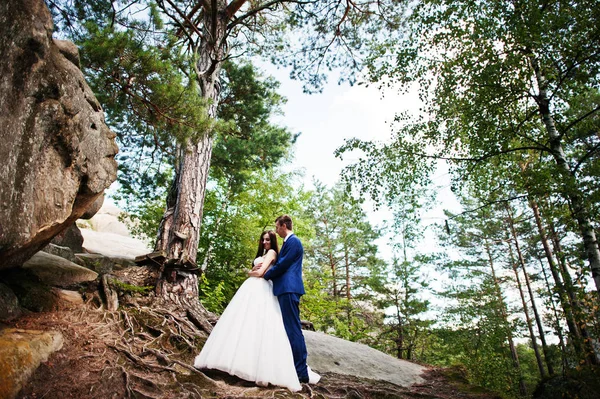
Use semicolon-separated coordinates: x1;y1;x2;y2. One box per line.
194;215;320;391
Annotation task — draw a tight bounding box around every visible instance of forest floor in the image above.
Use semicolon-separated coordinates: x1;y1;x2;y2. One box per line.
10;303;503;399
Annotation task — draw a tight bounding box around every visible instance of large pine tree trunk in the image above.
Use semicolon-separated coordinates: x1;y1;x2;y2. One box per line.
150;1;229;331
157;134;214;267
530;56;600;299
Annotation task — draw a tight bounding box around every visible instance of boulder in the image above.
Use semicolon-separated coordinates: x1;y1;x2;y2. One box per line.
1;269;56;312
50;224;84;253
42;242;78;263
3;268;84;313
0;0;118;270
0;328;63;399
76;201;153;261
83;201;133;237
305;330;426;388
80;193;105;220
80;228;153;261
74;253;118;275
22;251;98;287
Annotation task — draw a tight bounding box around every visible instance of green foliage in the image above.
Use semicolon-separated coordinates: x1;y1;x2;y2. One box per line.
254;1;409;93
375;255;432;361
304;181;382;299
198;273;227;314
211;61;297;191
80;22;212;144
299;181;389;343
301;265;384;342
336;0;600;303
113;58;297;245
431;287;526;397
111;279;153;295
198;168;311;307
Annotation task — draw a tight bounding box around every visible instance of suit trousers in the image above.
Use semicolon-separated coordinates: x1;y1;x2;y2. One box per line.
278;293;308;380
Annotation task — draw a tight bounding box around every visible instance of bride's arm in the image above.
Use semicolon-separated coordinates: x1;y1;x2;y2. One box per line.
248;250;277;277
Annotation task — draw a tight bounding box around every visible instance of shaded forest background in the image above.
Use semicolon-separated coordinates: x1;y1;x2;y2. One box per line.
47;0;600;397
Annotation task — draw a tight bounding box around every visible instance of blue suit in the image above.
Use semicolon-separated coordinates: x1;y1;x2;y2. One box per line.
263;234;308;381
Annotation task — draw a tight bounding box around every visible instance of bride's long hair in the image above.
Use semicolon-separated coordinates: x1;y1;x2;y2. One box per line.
255;230;279;259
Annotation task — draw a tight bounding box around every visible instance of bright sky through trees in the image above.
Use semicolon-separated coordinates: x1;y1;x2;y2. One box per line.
261;63;462;256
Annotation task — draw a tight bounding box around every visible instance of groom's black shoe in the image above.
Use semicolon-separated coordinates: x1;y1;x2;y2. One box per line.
299;376;309;383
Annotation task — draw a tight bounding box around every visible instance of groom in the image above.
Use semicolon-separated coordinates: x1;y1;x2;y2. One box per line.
256;215;309;383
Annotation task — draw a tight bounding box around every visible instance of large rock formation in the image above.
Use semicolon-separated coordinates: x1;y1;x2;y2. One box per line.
0;0;118;270
305;330;425;387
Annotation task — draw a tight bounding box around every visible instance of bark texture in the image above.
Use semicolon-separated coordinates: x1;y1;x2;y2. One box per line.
152;0;229;329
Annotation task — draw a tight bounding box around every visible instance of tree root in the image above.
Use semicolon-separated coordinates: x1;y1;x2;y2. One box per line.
119;365;134;399
186;302;215;334
140;347;215;382
102;274;119;311
109;343;179;373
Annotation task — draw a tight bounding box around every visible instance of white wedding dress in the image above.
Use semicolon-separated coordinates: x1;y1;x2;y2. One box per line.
194;256;320;391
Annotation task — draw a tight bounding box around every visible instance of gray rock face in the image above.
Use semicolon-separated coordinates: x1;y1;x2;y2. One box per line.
42;243;78;263
0;0;118;270
50;224;84;253
305;330;426;388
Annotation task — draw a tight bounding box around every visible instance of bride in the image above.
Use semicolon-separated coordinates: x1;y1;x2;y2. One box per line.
194;230;319;391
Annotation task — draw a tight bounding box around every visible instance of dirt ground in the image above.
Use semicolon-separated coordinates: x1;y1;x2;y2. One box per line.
10;305;502;399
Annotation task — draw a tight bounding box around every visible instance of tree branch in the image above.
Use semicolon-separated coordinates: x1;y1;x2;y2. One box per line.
228;0;314;30
386;145;550;164
226;0;248;18
559;104;600;136
448;195;529;220
573;141;600;174
174;2;203;38
199;0;211;12
162;0;204;38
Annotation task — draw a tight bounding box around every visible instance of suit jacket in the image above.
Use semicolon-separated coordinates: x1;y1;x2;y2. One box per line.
263;234;305;296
